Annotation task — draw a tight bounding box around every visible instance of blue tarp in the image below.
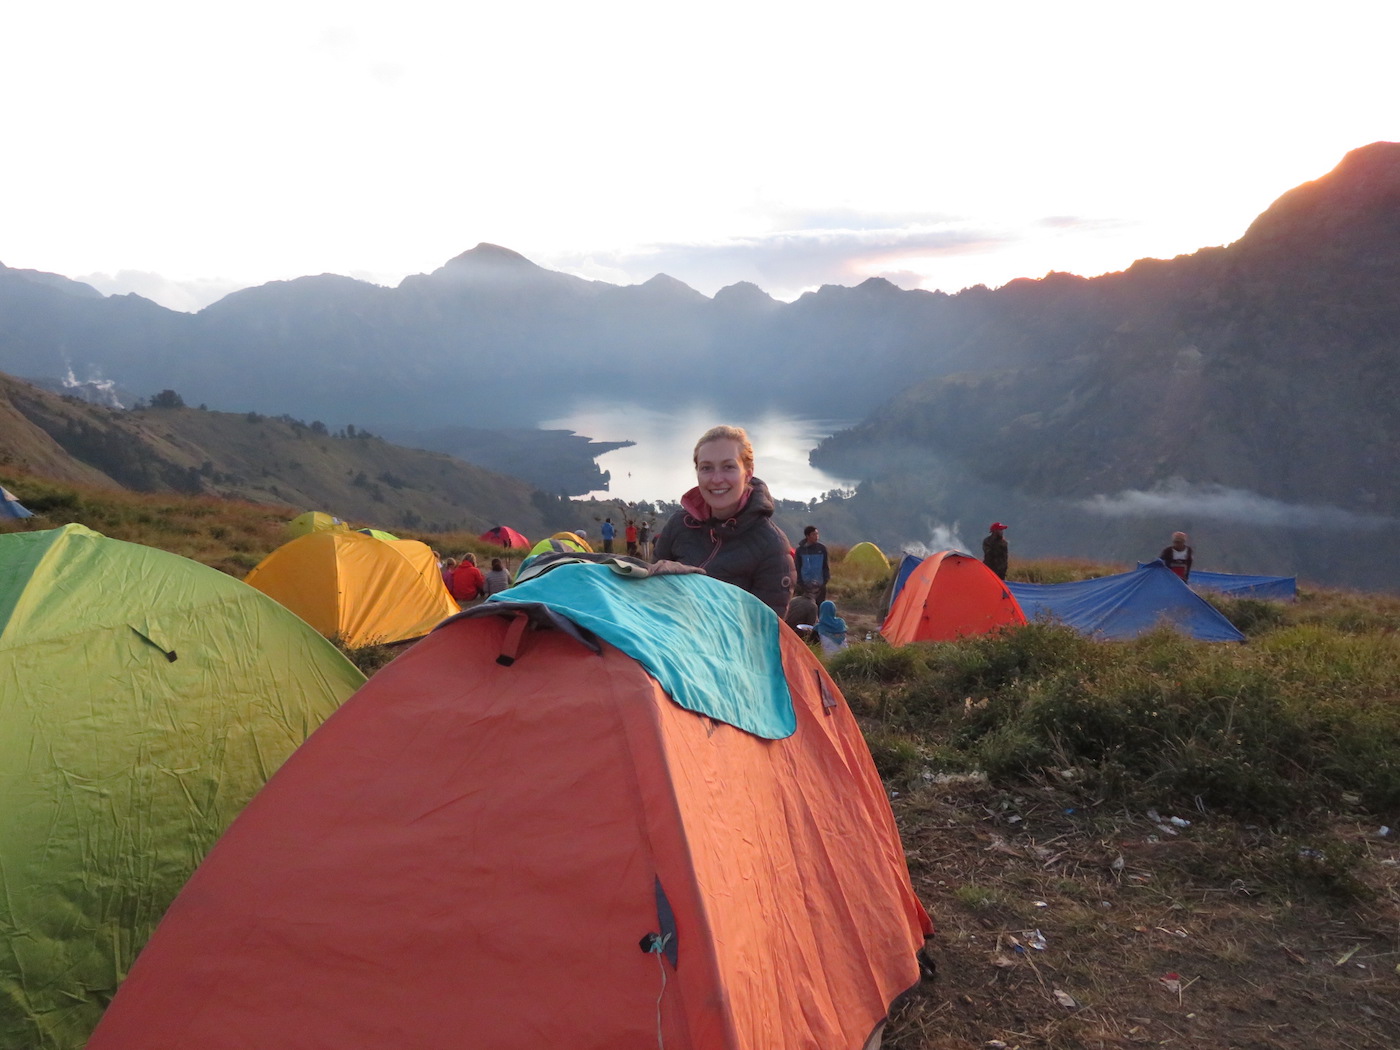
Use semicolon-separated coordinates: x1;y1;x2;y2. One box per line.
1;487;32;519
1136;561;1298;601
1008;562;1245;642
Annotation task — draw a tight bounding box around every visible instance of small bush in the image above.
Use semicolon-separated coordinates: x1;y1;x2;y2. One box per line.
1207;595;1288;636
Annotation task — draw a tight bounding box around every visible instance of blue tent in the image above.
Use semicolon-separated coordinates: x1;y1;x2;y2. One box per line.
1136;561;1297;601
884;553;924;615
1;486;33;519
1008;562;1245;642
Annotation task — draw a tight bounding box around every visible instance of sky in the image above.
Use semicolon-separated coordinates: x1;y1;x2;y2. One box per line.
3;1;1398;312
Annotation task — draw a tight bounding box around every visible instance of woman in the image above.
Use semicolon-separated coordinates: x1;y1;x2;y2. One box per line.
482;557;512;596
816;600;849;655
451;552;487;603
652;424;794;617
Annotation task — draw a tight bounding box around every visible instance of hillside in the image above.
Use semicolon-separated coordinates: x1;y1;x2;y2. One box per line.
0;372;574;537
805;143;1400;591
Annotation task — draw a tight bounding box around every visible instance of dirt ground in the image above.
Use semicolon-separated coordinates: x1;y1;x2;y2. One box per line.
878;778;1400;1049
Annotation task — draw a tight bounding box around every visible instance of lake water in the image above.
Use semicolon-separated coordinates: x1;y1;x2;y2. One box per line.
541;403;860;504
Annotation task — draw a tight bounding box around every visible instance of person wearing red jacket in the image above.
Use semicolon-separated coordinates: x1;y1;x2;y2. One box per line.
451;553;487;602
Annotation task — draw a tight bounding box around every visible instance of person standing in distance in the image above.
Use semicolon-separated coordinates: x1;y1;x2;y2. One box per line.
794;525;831;604
1160;531;1193;581
652;424;794;617
982;522;1009;580
599;518;616;554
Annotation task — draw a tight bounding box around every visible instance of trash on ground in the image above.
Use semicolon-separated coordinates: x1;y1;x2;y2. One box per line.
1159;972;1182;994
1053;989;1078;1008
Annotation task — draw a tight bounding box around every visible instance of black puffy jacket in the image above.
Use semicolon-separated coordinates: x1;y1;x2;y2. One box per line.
652;477;793;617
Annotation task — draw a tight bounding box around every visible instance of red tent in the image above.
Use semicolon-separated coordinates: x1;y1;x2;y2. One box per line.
478;525;531;548
882;550;1027;645
89;571;931;1050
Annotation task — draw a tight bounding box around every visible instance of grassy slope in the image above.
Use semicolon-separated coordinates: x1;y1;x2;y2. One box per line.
0;372;566;538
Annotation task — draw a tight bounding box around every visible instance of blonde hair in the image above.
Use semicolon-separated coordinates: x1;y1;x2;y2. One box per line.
693;425;754;474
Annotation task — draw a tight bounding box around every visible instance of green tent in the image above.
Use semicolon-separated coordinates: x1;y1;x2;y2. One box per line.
355;527;400;541
0;524;367;1050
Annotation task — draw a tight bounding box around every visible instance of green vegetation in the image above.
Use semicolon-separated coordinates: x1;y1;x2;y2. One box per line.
830;571;1400;825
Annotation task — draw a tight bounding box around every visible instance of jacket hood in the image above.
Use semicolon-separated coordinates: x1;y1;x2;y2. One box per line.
679;477;776;527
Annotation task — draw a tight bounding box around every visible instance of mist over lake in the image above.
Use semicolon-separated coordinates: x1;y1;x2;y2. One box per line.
542;403;859;504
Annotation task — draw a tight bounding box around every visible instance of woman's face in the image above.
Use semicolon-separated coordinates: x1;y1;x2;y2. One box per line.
694;438;751;519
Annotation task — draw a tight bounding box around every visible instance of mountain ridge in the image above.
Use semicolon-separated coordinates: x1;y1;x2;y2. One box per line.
3;142;1399;588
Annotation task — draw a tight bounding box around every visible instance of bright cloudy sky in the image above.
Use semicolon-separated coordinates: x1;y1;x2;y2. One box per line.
3;1;1397;312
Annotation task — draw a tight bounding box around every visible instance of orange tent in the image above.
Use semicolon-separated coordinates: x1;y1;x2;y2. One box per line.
89;566;931;1050
882;550;1027;645
244;530;458;647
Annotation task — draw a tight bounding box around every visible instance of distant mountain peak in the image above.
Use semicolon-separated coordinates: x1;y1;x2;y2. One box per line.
713;281;779;307
443;243;541;270
612;273;708;303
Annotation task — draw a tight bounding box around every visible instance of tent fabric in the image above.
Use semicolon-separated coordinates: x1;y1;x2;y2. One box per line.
844;540;890;576
1008;562;1246;642
1;484;33;519
0;524;365;1050
1135;562;1297;600
244;531;459;647
884;552;924;614
550;529;594;552
355;527;400;541
882;550;1027;646
525;535;589;561
88;574;932;1050
481;561;795;739
1190;569;1297;600
285;510;346;538
479;525;531;548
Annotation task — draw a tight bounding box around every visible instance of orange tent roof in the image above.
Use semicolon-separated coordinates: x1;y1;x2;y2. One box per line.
89;578;931;1050
881;550;1027;645
244;531;458;647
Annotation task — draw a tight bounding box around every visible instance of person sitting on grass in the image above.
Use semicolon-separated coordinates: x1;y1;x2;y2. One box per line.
482;557;511;596
451;553;487;603
816;599;849;655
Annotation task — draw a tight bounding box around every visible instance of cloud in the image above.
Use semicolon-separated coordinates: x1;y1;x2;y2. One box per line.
1079;481;1392;530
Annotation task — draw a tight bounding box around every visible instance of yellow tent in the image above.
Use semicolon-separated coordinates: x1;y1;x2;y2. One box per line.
287;511;348;539
246;531;459;647
550;531;593;553
844;541;890;577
